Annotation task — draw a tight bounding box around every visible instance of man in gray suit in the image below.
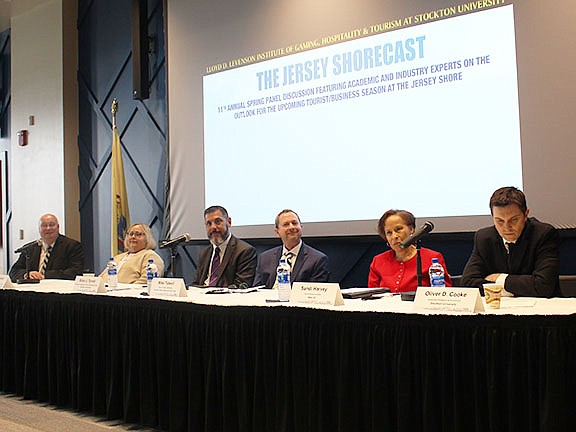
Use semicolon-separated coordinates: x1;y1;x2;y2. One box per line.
193;205;257;287
255;209;329;289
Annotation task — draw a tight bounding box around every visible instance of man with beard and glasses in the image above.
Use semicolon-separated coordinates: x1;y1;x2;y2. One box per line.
192;205;257;287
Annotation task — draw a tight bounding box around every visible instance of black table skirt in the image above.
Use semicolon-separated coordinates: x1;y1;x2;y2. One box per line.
1;290;576;431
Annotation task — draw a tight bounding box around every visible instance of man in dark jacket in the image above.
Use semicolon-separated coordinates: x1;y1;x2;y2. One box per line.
9;213;84;281
461;187;559;297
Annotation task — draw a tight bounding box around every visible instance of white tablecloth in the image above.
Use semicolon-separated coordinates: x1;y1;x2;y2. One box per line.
6;278;576;316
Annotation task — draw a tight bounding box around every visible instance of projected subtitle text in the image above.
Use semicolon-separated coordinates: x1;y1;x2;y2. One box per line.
216;55;491;120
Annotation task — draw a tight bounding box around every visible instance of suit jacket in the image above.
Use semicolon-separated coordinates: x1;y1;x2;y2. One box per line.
254;242;329;289
193;235;257;287
9;234;85;281
461;218;560;297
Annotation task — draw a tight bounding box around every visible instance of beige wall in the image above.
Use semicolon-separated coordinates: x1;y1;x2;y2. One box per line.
1;0;78;272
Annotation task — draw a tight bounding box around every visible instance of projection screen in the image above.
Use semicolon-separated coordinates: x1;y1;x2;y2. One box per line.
166;0;576;239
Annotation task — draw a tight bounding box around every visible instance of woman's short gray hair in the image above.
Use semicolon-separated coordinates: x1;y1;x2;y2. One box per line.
125;223;157;249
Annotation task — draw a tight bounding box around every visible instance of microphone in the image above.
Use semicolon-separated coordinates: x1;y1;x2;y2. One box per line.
15;239;42;254
399;221;434;249
159;233;191;249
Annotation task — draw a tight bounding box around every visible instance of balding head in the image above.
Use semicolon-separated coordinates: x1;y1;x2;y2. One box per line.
38;214;60;244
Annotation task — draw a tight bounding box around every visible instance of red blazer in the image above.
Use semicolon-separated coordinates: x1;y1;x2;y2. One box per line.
368;248;452;293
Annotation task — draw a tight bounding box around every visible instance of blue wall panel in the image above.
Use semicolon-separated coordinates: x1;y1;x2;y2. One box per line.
0;28;11;270
78;0;167;273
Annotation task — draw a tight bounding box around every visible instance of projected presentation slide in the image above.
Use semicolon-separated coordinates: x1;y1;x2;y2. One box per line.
203;5;521;227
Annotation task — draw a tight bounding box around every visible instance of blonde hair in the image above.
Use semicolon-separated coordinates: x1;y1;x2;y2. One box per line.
125;223;157;249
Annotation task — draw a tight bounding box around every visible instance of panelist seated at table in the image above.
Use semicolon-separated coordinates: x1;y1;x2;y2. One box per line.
368;209;452;293
461;186;560;297
255;209;329;289
9;213;84;281
192;205;257;287
99;223;165;284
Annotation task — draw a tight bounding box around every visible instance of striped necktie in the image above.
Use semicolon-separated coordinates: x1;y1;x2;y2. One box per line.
39;246;52;275
209;247;221;286
284;251;294;268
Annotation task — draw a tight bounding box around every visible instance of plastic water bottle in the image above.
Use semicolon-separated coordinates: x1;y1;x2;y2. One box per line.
146;259;159;292
107;258;118;290
276;257;291;302
429;257;446;287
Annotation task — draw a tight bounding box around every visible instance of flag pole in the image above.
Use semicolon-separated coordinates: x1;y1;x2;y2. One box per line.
112;98;118;129
110;98;130;256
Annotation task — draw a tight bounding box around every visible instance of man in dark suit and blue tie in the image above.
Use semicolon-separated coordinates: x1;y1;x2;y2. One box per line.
461;187;560;297
255;209;329;289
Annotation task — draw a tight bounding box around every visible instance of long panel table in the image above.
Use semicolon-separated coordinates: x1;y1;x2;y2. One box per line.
1;281;576;431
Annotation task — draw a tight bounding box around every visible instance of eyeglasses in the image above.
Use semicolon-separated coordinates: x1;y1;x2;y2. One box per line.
40;222;58;229
127;231;145;238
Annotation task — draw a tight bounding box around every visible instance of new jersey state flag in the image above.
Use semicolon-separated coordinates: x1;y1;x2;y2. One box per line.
111;125;130;255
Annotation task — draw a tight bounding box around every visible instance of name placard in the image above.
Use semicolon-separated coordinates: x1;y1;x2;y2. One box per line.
149;278;187;297
73;275;106;293
414;287;484;313
0;275;13;289
291;282;344;306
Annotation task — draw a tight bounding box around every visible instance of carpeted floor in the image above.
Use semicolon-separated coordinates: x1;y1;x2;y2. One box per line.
0;394;160;432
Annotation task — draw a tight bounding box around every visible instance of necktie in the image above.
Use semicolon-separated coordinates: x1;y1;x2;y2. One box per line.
39;246;52;275
506;242;513;271
209;247;221;286
284;252;294;268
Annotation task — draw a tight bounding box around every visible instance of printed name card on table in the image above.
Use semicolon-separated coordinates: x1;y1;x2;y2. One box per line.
413;287;484;313
149;278;187;297
0;275;14;289
73;275;106;293
291;282;344;306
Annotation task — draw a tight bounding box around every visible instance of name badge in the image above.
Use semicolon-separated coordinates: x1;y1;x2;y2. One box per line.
414;287;484;313
149;278;187;297
74;275;106;293
0;275;14;289
291;282;344;306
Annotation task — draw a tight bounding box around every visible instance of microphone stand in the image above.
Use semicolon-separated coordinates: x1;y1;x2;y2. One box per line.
17;247;40;284
416;239;423;288
168;245;180;278
25;249;31;279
